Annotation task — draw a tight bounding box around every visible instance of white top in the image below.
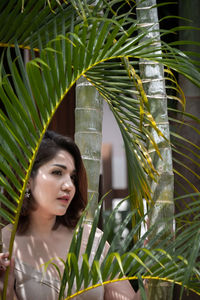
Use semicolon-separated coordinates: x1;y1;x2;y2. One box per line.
14;259;104;300
14;226;107;300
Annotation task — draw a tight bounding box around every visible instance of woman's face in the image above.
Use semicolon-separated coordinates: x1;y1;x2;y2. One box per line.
29;150;76;217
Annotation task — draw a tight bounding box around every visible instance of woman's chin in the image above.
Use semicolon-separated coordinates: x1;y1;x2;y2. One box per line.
55;205;68;215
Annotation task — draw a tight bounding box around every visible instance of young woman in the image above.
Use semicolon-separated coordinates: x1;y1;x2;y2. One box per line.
0;130;139;300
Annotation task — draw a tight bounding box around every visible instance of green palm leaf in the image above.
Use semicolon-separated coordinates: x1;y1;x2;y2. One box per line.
0;1;200;299
53;195;200;300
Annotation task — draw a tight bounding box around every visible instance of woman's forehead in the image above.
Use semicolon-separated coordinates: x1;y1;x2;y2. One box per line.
43;150;75;168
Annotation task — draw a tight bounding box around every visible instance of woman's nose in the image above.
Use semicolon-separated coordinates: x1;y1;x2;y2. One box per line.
61;176;73;190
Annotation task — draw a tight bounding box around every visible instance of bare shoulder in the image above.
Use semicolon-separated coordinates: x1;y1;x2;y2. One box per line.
83;223;110;253
2;224;13;251
83;223;103;236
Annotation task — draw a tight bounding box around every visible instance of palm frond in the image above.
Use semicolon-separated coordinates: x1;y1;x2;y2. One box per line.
47;195;200;299
0;1;200;299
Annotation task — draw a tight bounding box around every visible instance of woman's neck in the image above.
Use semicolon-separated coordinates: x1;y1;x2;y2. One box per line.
28;211;57;238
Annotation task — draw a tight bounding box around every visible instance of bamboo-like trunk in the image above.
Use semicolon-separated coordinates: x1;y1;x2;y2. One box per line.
136;1;174;299
75;76;103;221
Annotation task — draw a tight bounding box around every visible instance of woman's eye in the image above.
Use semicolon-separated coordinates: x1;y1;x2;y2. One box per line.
52;170;62;176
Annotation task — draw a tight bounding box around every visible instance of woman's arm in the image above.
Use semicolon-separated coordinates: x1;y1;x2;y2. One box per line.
104;280;137;300
1;226;18;299
97;228;147;300
104;279;147;300
0;252;16;300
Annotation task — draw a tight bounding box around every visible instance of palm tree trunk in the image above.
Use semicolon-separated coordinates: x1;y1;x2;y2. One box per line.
136;1;174;299
75;76;103;221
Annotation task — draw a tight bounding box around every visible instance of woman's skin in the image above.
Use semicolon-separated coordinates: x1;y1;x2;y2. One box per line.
1;149;139;299
0;252;15;299
29;150;76;228
3;150;77;275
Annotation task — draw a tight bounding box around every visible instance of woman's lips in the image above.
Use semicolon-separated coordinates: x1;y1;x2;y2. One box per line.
57;196;70;204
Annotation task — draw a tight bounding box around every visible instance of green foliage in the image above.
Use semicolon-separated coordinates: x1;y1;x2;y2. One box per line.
0;1;199;299
40;195;200;299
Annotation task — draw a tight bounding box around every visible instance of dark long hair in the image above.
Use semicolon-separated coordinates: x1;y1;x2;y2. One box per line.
17;130;88;234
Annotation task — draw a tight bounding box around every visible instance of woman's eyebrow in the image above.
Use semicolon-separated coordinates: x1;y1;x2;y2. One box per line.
52;164;76;173
51;163;67;169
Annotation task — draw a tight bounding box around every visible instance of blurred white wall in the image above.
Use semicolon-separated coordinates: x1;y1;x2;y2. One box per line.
101;101;127;190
